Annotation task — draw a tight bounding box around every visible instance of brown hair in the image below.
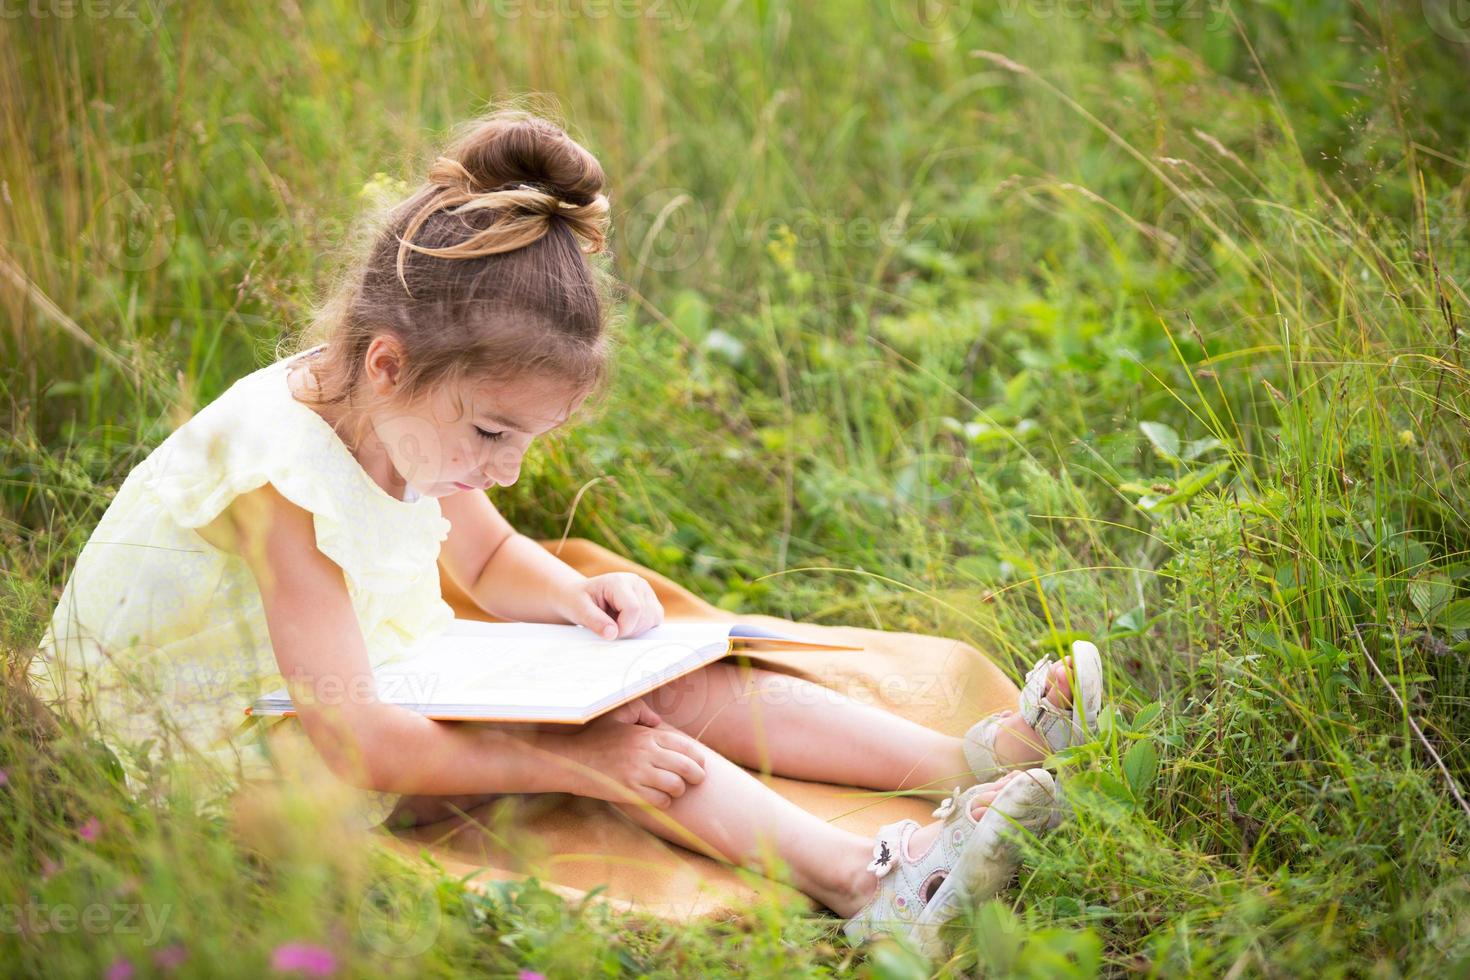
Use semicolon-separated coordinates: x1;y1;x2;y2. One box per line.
284;108;617;450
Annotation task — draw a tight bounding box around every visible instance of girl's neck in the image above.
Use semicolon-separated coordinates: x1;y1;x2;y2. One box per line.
286;355;411;502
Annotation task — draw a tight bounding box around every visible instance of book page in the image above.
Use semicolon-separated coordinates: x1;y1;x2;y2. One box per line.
366;621;739;716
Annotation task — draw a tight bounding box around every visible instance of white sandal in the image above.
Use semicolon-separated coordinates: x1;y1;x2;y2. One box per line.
963;640;1103;784
841;769;1058;959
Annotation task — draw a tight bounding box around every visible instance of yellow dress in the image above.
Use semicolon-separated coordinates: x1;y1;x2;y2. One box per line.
27;344;455;829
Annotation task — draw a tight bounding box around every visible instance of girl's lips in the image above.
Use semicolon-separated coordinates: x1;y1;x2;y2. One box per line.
454;481;483;490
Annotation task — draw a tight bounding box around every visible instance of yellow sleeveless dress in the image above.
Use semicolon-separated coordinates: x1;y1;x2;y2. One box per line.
27;345;455;828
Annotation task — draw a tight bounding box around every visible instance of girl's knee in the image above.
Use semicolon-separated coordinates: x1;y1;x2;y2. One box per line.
645;660;749;723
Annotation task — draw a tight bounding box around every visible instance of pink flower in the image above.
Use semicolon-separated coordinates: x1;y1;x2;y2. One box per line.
519;972;547;980
105;958;135;980
39;856;62;881
153;944;188;971
270;942;338;977
0;768;9;785
78;817;101;842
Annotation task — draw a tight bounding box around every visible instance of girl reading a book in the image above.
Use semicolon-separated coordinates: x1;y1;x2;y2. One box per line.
29;108;1107;954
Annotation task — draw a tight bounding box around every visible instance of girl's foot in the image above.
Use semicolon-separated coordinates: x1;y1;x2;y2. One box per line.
963;641;1104;782
992;657;1074;767
828;771;1024;919
837;769;1058;957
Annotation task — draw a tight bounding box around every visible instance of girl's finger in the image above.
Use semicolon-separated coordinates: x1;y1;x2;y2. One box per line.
641;787;673;810
647;765;687;798
655;747;706;786
656;730;708;769
630;603;659;638
613;584;642;636
572;587;618;639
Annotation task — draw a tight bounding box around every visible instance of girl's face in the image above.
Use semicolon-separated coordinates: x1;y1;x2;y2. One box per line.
371;370;587;499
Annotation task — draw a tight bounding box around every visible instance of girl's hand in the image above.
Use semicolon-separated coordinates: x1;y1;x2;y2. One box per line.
563;698;707;809
558;572;665;640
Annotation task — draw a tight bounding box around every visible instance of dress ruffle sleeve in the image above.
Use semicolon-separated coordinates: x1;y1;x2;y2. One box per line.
135;373;451;598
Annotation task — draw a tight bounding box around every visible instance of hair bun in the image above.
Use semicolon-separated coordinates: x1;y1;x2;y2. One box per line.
395;111;610;283
443;111;604;204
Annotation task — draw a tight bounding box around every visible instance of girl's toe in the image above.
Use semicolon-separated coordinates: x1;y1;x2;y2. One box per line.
1047;661;1073;709
968;784;1002;818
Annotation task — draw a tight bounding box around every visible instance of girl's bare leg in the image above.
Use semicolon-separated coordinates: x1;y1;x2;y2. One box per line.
643;657;1076;794
608;729;1028;918
383;656;1075;845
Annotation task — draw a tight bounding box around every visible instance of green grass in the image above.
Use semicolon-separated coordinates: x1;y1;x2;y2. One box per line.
3;0;1469;975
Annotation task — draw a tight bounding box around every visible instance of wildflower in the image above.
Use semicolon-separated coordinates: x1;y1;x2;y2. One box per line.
519;972;548;980
78;817;102;842
270;942;338;977
154;944;189;971
39;856;62;881
1398;429;1416;448
104;958;135;980
0;768;9;785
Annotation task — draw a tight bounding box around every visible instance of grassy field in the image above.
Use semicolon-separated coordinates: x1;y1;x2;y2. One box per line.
4;0;1469;975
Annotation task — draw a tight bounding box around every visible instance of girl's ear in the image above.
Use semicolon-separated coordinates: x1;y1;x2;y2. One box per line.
364;333;406;394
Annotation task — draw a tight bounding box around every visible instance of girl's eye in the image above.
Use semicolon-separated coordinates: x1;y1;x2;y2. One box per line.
473;426;506;442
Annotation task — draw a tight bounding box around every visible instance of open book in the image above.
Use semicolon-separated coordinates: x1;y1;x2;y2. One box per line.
244;618;861;724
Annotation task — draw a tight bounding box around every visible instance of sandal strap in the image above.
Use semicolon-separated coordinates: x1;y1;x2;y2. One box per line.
961;713;1005;780
863;819;916;878
1018;655;1076;754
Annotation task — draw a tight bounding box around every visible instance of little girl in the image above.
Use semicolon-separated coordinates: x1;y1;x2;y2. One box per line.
28;109;1107;955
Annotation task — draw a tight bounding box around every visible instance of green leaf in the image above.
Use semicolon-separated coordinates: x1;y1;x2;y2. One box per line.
1031;629;1092;653
1140;460;1234;512
1132;702;1164;730
868;941;932;977
1408;575;1454;623
1183;436;1222;460
1122;740;1159;798
1437;598;1470;631
971;900;1025;975
1139;421;1181;462
1170;460;1235;499
1112;606;1146;633
1070;770;1137;811
1020;926;1104;977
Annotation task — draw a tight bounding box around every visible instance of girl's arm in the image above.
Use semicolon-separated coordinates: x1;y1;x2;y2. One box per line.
218;482;598;795
439;488;581;621
439;490;664;638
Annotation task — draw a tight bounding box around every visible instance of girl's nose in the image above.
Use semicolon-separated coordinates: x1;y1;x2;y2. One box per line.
486;446;523;486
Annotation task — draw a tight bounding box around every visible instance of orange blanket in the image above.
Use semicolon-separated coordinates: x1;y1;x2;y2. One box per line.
336;538;1021;923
